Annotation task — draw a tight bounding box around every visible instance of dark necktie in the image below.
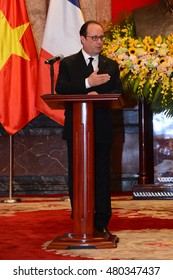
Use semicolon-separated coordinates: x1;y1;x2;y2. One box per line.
87;57;94;74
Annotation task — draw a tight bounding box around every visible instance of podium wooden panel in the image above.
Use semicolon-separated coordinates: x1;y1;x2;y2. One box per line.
41;93;123;249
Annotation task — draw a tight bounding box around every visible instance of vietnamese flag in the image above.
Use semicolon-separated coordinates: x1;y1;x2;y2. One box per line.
0;0;39;135
36;0;84;126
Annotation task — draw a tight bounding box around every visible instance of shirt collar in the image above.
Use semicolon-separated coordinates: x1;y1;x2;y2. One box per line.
82;49;99;62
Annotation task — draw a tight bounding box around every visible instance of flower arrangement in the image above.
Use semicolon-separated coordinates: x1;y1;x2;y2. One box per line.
102;16;173;116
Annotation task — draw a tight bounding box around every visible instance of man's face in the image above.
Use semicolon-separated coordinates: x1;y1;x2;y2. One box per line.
80;23;104;56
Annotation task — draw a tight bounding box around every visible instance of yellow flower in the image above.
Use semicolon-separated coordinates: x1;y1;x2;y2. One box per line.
121;28;127;33
147;46;156;54
136;58;143;66
143;36;154;45
155;35;163;45
128;47;136;55
102;15;173;117
159;57;168;66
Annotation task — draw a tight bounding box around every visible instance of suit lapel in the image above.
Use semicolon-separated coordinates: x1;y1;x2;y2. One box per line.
98;54;107;73
76;51;89;76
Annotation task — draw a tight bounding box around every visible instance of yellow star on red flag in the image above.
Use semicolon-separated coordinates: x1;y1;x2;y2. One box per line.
0;10;30;70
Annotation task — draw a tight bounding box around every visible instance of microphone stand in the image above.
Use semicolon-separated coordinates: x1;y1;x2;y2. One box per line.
1;135;21;203
49;61;56;94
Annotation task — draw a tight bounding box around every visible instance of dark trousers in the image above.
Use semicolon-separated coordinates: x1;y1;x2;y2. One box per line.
67;140;112;228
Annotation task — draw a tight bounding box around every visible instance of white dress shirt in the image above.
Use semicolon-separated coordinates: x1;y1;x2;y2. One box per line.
82;50;99;88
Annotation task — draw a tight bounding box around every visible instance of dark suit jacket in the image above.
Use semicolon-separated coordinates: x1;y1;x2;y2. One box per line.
55;50;123;143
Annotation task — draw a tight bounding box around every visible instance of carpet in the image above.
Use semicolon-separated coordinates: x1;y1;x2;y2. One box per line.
0;194;173;260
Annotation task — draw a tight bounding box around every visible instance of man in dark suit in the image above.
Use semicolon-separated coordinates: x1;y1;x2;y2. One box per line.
56;20;123;234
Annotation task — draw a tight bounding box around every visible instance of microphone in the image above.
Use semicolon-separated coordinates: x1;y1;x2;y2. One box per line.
45;54;64;64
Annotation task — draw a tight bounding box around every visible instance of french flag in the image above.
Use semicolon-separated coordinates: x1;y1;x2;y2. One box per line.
36;0;84;125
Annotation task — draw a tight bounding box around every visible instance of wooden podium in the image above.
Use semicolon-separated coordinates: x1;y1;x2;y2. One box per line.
41;93;124;249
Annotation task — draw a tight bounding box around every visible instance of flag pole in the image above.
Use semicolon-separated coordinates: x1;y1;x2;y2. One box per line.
50;62;55;94
1;135;21;203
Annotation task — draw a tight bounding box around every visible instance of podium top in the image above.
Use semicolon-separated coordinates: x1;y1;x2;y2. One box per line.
41;93;132;110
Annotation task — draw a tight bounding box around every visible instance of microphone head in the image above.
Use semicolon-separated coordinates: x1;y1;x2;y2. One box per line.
57;54;64;61
44;54;64;64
